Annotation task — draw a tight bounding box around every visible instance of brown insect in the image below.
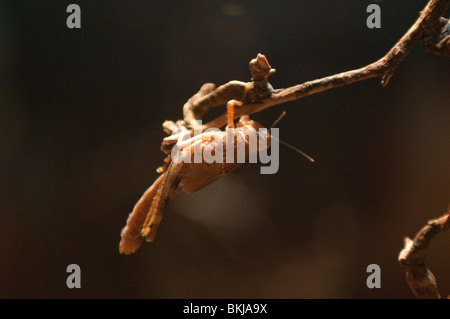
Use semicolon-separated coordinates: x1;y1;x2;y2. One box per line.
119;84;275;254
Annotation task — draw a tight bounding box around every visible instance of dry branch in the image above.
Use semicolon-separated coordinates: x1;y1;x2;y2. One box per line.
422;17;450;55
398;207;450;299
170;0;449;135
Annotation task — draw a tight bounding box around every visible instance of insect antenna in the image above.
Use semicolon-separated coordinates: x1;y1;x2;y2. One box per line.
269;111;287;131
268;111;315;163
277;138;315;162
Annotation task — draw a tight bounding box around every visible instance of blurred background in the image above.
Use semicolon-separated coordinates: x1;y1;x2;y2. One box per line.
1;0;449;298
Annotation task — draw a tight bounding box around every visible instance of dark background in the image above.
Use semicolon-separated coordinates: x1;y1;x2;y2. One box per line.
1;1;449;298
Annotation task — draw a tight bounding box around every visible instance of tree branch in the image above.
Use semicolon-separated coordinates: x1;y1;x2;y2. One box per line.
172;0;449;133
398;206;450;299
422;17;450;55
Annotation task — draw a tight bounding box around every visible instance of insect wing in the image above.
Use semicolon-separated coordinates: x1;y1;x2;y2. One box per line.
119;171;167;255
180;131;246;194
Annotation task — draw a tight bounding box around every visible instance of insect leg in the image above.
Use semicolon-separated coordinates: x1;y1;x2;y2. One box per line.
227;100;243;129
227;82;252;128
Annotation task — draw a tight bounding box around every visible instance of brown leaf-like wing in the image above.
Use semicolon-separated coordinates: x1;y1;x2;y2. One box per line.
179;131;248;194
119;172;166;255
140;161;183;242
180;161;243;194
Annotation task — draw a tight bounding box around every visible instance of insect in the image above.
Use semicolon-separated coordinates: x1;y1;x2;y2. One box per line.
119;83;314;255
119;84;273;255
